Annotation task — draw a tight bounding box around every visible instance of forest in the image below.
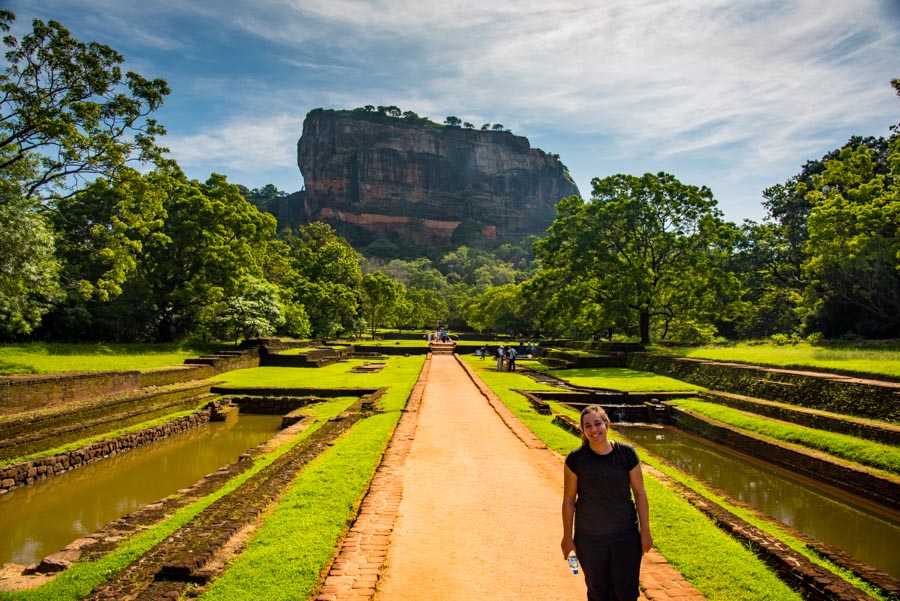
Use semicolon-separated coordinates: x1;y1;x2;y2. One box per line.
1;11;898;345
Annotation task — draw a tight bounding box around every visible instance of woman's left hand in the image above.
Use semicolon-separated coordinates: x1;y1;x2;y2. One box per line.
640;531;653;554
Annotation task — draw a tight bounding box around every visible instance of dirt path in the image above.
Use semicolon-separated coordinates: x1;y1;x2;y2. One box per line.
374;354;585;600
318;354;705;601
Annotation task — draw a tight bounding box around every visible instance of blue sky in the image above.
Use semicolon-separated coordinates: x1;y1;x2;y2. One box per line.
6;0;900;224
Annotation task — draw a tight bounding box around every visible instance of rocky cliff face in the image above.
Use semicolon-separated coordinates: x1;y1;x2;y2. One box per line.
296;109;579;244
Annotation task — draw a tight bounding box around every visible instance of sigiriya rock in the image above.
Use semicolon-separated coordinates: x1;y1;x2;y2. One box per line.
295;108;580;245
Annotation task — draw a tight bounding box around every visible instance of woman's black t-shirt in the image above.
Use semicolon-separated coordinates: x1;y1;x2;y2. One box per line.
565;441;639;540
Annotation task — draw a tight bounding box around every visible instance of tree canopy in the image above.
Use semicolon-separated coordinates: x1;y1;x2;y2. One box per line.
0;11;169;201
532;172;741;343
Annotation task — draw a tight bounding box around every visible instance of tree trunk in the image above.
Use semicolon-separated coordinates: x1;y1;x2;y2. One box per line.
639;309;651;344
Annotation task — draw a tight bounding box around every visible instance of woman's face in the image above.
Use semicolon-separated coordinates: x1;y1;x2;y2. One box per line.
581;412;609;442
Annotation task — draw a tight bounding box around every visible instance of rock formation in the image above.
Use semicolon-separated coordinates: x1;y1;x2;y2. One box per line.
296;109;579;244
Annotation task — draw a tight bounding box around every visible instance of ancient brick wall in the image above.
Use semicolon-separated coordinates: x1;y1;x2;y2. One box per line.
0;371;142;414
0;410;212;493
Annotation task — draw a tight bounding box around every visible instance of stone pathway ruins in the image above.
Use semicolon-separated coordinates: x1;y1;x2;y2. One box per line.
317;353;706;601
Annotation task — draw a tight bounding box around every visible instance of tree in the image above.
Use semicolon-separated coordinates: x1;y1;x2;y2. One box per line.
481;123;491;131
285;222;362;337
797;140;899;337
737;86;899;339
402;287;447;330
212;278;285;345
444;116;462;127
463;122;474;129
491;123;504;131
0;186;62;337
361;271;405;339
533;172;741;344
0;11;169;201
464;283;530;335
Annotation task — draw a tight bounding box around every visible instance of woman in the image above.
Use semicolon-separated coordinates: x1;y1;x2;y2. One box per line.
561;405;652;601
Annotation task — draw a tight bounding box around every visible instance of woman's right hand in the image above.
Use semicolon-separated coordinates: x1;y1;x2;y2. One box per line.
560;537;576;559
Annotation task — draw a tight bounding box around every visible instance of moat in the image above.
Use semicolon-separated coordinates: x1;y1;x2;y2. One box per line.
0;414;282;565
619;425;900;578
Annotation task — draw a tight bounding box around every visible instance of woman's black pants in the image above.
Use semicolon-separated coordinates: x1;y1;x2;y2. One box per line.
574;530;642;601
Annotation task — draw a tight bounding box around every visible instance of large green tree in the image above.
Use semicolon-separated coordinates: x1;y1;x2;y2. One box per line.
0;11;169;201
0;11;168;338
361;271;406;339
734;80;900;339
285;222;362;337
532;172;741;343
49;168;277;341
797;139;899;337
464;283;532;335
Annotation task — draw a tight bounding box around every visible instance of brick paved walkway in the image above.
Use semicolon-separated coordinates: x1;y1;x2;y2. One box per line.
317;354;707;600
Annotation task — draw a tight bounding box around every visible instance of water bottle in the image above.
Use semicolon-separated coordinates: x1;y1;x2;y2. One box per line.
567;552;579;575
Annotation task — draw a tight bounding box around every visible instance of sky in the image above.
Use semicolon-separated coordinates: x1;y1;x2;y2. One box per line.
6;0;900;224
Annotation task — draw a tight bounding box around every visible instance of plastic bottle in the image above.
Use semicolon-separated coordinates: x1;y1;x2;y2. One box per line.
567;552;579;575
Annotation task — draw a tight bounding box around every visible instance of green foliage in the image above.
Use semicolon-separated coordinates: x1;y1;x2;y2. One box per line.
211;278;285;344
736;117;898;340
285;222;362;337
0;11;169;201
532;173;742;343
361;271;406;339
51;167;164;302
463;282;533;335
0;11;168;338
799;139;899;338
0;193;62;336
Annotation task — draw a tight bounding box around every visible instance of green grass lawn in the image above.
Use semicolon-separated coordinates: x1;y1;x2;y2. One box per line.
653;342;900;378
212;356;423;388
543;366;703;392
0;342;227;375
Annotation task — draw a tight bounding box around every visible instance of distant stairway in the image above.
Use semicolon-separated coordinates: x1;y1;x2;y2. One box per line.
429;341;456;355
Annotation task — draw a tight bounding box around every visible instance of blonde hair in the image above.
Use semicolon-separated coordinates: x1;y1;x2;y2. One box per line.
579;405;610;445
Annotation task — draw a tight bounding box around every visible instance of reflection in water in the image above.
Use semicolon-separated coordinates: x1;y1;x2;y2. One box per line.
0;414;282;565
618;425;900;578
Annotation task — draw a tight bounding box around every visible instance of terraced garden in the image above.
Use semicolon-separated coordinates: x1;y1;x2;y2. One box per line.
0;340;897;601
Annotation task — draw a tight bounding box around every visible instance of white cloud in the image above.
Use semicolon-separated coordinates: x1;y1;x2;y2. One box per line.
7;0;898;218
164;113;301;173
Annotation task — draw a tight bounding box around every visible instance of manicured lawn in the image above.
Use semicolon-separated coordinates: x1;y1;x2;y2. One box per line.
653;342;900;378
212;356;423;388
545;366;703;392
0;342;226;375
355;338;430;347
